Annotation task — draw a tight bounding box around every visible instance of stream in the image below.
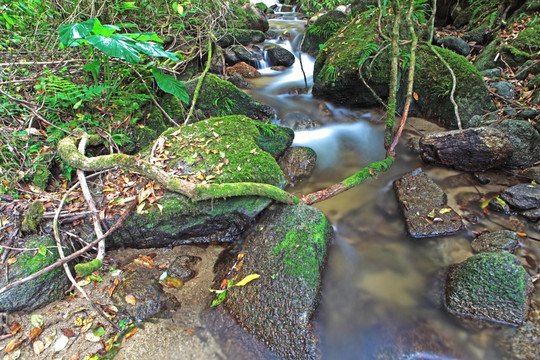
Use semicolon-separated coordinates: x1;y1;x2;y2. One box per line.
241;3;540;359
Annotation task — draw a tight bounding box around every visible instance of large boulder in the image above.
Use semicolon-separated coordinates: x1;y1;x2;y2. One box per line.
302;10;348;56
265;44;295;67
217;29;266;48
214;204;333;359
419;127;513;171
108;116;294;249
312;14;494;128
184;74;275;121
0;236;70;312
393;168;463;238
445;252;533;326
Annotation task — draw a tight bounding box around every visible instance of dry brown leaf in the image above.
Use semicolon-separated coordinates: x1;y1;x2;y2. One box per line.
33;340;45;355
138;255;154;266
133;258;152;269
7;257;17;265
61;328;76;338
10;322;22;335
69;352;80;360
125;294;137;305
28;326;43;341
5;336;24;353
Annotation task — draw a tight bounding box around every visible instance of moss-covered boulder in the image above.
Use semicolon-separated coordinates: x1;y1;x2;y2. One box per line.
445;252;533;326
0;236;70;312
184;74;275;121
513;21;540;54
312;14;494;128
214;204;333;360
230;3;269;32
217;29;266;48
21;200;44;233
302;10;348;56
108;116;294;249
475;37;536;71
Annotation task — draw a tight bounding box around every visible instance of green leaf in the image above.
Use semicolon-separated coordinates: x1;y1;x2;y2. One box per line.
92;326;105;337
58;18;96;46
211;289;227;307
88;274;103;282
151;67;189;104
134;41;179;61
38;246;47;255
31;314;44;328
85;34;140;63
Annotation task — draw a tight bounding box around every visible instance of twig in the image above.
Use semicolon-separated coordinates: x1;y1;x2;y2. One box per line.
376;0;389;42
298;31;308;92
133;69;179;127
184;37;213;125
0;199;137;295
77;134;106;260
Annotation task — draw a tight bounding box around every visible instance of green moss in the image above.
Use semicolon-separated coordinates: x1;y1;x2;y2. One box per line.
32;164;51;190
14;236;62;281
272;212;329;289
161;115;285;186
21;200;44;233
513;22;540;54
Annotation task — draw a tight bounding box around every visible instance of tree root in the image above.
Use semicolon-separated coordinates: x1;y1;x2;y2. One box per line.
58;130;300;205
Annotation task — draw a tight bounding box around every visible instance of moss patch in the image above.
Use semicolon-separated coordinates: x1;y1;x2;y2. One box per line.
513;22;540;54
21;200;44;233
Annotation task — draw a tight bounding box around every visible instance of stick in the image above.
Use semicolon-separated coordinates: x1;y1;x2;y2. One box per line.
0;200;136;295
184;37;213;125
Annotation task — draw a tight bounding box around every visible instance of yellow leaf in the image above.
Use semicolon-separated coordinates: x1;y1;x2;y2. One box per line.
125;294;136;305
234;274;260;287
439;208;452;214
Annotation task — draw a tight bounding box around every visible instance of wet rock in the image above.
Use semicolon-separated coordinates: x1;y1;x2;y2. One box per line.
493;120;540;169
241;3;269;32
393;169;463;238
167;255;201;281
0;236;70;312
490;81;516;99
279;146;317;186
112;268;180;321
281;112;319;130
419;127;513;171
445;252;533;326
471;230;520;253
500;183;540;211
280;5;293;12
217;29;266;48
488;196;512;214
462;24;493;44
265;45;295;67
494;318;540;360
215;204;333;360
520;165;540;183
227;61;261;78
227;72;251;89
437;36;470;56
521;208;540;222
227;45;263;68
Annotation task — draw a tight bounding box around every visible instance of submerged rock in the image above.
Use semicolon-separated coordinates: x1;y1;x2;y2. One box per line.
393;169;463;238
215;204;333;360
445;252;533;326
279;146;317;186
494;318;540;360
471;230;520;254
111;268;179;321
0;236;70;312
167;255;201;281
265;44;295;67
419;127;513;171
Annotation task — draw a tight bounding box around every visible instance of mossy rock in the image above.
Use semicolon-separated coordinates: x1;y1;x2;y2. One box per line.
445;252;533;326
475;38;535;70
302;10;348;56
512;21;540;54
32;164;51;190
185;74;275;121
215;204;333;359
312;14;494;128
0;236;70;312
108;116;293;249
217;29;266;48
21;200;44;233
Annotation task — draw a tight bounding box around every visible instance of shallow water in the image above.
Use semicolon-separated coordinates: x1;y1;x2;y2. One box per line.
246;10;540;360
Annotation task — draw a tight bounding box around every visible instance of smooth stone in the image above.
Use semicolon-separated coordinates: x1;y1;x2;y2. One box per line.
471;230;519;253
500;183;540;210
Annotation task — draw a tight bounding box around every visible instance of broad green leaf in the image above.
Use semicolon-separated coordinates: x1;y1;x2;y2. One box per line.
151;67;189;104
31;314;44;329
85;34;140;63
58;18;96;46
211;290;227;307
234;273;260;287
92;326;105;337
134;41;179;61
123;32;163;43
91;19;117;37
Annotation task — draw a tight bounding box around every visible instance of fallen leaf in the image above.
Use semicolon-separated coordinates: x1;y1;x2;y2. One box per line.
54;334;69;352
517;232;527;237
413;92;419;100
33;340;45;355
125;327;137;339
4;337;24;353
84;332;101;342
61;328;76;338
29;326;43;340
7;257;17;265
133;258;152;269
125;294;137;305
10;322;21;335
439;208;452;214
185;328;195;335
30;314;44;329
234;274;260;287
69;352;80;360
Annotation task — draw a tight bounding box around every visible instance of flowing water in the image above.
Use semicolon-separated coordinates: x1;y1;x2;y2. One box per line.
244;5;540;359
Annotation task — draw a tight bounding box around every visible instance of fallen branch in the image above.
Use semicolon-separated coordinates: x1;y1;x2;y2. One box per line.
301;157;394;205
0;200;137;296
